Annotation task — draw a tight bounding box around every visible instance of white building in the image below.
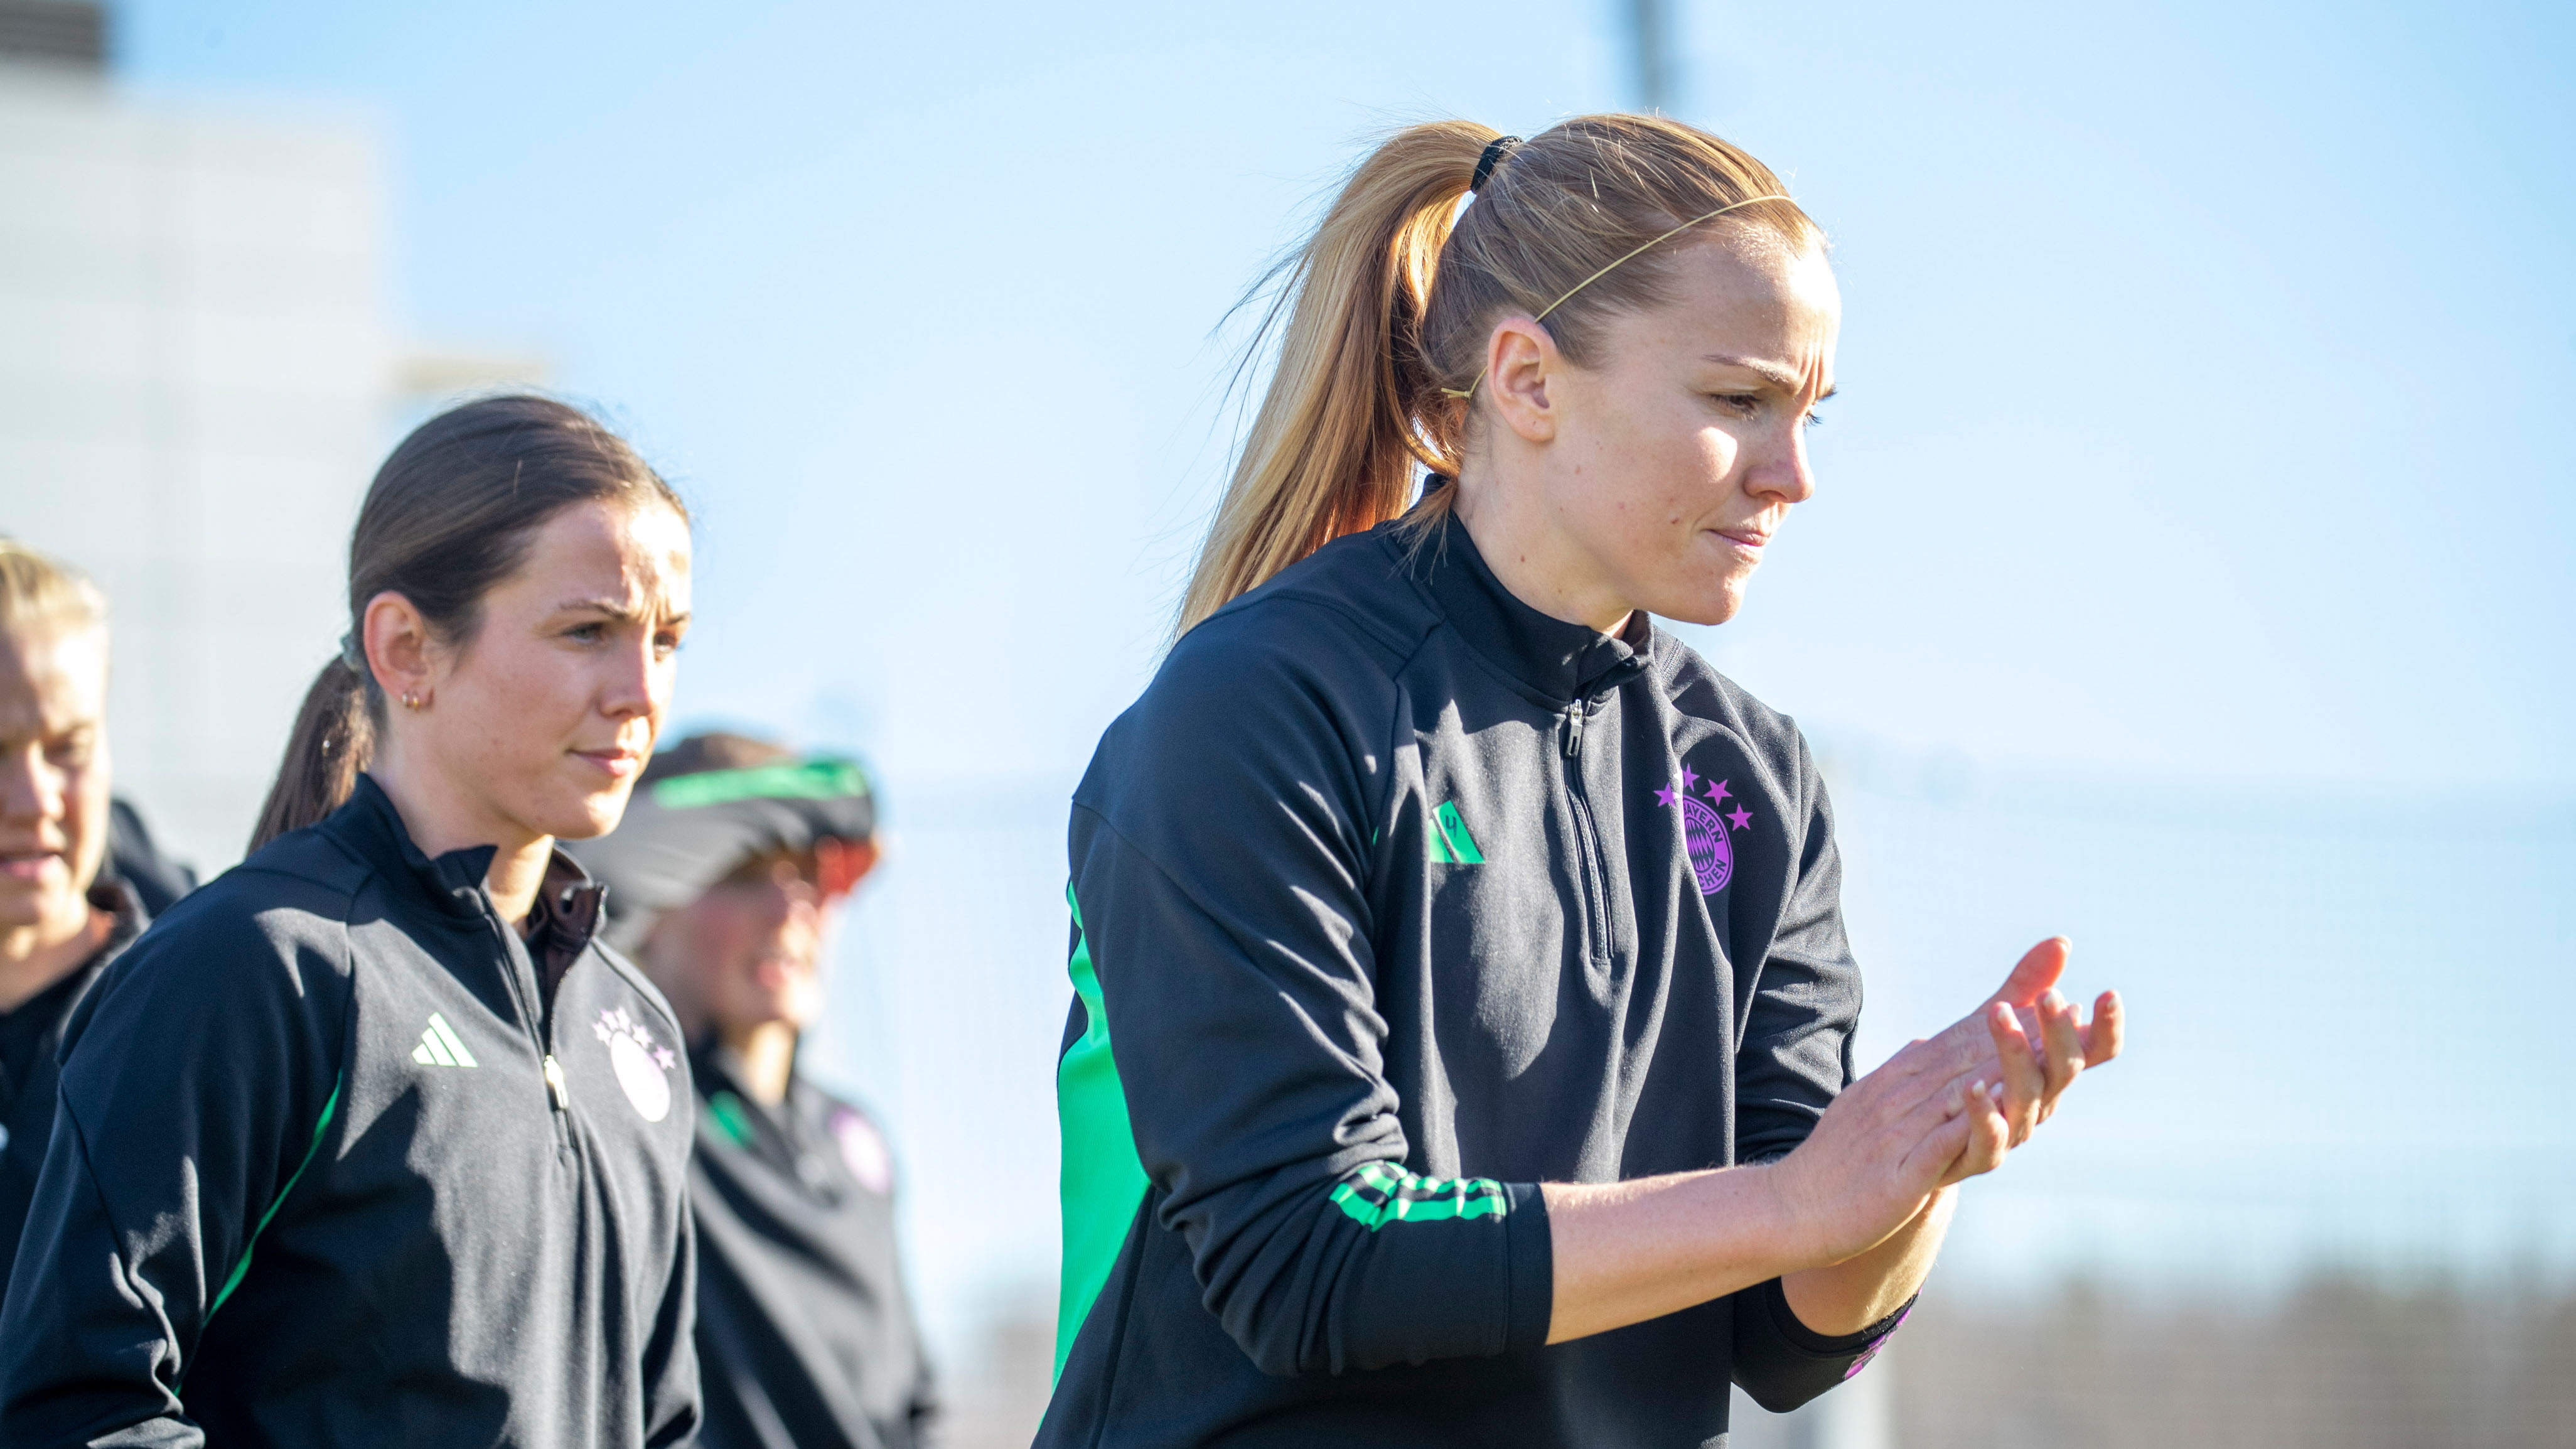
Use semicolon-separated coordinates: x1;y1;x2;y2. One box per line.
0;18;387;872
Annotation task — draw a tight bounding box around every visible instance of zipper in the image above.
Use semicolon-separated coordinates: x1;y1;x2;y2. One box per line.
475;898;574;1139
1561;704;1613;966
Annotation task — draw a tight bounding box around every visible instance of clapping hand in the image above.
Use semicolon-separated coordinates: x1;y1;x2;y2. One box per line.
1768;938;2122;1268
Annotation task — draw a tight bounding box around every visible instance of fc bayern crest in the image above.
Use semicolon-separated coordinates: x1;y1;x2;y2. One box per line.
594;1006;679;1122
1653;764;1755;897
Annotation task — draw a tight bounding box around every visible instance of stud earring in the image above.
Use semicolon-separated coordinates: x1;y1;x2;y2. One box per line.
401;691;423;711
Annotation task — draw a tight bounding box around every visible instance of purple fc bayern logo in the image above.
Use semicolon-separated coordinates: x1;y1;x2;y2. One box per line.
1654;765;1754;897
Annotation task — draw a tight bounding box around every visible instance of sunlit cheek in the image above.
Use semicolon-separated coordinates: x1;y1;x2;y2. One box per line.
1697;426;1741;485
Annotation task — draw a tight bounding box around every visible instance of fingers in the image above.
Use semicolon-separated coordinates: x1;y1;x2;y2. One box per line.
1935;1078;2010;1187
2034;989;2088;1123
2084;989;2125;1066
1988;936;2070;1010
1899;1102;1977;1195
1986;1001;2044;1146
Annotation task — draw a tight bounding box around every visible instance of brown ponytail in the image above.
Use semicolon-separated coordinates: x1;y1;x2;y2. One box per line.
252;658;375;851
247;395;687;853
1175;115;1821;635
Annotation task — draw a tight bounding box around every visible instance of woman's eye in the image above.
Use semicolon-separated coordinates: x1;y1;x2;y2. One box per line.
1710;394;1762;417
1801;410;1825;429
566;623;606;644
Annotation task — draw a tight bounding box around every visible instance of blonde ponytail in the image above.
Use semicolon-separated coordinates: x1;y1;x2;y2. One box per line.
1176;115;1820;636
1176;121;1495;636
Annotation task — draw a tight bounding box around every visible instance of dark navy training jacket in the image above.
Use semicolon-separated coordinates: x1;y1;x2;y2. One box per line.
1041;519;1907;1449
0;876;145;1293
687;1043;937;1449
0;775;699;1448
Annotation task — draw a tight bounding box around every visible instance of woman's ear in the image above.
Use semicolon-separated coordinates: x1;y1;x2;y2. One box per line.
1485;316;1560;445
361;590;437;706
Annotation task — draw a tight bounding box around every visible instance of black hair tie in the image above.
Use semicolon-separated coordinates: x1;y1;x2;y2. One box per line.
1471;136;1519;193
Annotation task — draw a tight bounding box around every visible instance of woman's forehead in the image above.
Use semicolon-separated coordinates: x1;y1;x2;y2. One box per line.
515;500;693;611
1626;240;1839;378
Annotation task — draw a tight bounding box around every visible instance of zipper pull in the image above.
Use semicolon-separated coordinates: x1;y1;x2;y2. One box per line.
1564;706;1585;758
544;1055;570;1111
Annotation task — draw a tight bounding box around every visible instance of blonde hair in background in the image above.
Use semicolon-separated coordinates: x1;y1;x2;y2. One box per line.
1176;114;1822;637
0;538;108;642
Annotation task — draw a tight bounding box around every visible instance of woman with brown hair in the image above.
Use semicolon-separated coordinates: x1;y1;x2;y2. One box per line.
1043;117;2125;1446
0;396;702;1448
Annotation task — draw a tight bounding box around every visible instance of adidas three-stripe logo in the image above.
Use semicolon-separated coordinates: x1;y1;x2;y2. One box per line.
411;1013;479;1068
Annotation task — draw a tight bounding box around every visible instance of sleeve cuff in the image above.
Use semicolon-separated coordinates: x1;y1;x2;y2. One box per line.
1500;1180;1554;1352
1763;1275;1914;1355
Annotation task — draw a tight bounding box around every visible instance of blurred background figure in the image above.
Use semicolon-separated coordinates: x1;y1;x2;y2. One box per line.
0;541;147;1289
571;733;936;1449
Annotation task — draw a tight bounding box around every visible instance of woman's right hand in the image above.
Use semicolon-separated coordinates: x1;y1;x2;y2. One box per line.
1761;1038;2002;1269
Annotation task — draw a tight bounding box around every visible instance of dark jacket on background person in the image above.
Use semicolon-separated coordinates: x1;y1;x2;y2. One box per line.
0;775;699;1449
0;876;145;1290
1039;520;1909;1449
105;796;196;918
689;1040;936;1449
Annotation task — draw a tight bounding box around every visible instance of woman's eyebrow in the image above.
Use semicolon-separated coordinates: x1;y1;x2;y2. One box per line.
1702;353;1835;401
554;596;689;627
1700;353;1802;389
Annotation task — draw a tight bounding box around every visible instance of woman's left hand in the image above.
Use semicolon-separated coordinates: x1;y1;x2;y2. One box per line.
1910;937;2122;1184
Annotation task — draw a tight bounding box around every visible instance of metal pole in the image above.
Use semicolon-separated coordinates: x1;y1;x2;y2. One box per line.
1627;0;1672;112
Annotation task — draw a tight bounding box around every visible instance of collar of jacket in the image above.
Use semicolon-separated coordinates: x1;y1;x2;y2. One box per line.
90;873;147;957
1406;518;1654;705
331;773;609;948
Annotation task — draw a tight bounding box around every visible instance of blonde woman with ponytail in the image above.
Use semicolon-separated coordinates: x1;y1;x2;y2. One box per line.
1046;117;2125;1446
0;397;702;1449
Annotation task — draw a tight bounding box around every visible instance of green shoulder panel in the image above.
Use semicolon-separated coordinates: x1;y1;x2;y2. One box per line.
1053;885;1151;1381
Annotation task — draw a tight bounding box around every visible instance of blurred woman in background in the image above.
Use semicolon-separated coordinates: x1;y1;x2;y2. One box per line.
571;732;937;1449
0;396;702;1448
0;542;149;1299
1041;117;2123;1448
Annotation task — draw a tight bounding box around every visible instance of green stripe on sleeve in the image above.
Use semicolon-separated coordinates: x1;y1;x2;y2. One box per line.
1053;885;1151;1382
1328;1160;1509;1230
205;1071;344;1325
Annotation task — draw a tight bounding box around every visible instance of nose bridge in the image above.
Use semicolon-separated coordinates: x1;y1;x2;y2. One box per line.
605;628;661;716
759;874;823;930
1784;418;1819;502
1746;414;1817;507
0;740;45;821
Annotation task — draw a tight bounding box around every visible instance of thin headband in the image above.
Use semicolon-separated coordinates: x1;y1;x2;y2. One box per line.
1471;136;1518;193
1438;192;1796;401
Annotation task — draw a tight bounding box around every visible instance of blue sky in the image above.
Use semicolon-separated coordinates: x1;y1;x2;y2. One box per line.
119;0;2576;793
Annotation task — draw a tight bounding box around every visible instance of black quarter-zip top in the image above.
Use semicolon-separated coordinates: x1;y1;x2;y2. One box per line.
0;775;699;1449
0;876;148;1296
1042;520;1908;1449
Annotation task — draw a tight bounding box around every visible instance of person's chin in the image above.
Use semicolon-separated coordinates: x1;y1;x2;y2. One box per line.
545;777;643;841
1656;578;1751;628
0;866;65;920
